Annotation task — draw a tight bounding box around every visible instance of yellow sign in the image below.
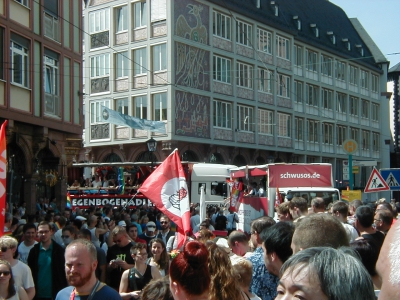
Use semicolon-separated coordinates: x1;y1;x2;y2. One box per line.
343;139;358;154
352;166;359;174
342;190;362;202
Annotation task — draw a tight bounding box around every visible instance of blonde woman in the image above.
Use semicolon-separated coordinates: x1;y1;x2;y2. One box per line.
0;260;28;300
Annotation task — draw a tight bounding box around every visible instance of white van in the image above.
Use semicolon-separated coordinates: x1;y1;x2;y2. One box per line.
190;163;237;207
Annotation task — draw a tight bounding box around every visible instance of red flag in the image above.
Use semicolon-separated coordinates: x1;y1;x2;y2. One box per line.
0;120;8;237
139;149;190;248
275;187;281;208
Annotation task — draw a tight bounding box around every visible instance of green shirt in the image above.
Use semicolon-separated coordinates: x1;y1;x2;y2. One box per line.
37;242;53;298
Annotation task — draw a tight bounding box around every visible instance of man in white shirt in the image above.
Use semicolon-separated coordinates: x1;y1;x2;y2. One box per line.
92;175;102;188
1;236;35;300
331;201;359;243
18;224;38;264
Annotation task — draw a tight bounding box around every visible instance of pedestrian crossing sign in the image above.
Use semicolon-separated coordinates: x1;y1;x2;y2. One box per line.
364;168;390;193
380;168;400;190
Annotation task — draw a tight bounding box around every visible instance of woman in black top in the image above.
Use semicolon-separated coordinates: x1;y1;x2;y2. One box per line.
119;243;161;299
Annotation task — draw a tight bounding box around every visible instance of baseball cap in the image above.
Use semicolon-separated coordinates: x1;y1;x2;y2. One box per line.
146;221;156;232
118;220;127;227
75;216;87;221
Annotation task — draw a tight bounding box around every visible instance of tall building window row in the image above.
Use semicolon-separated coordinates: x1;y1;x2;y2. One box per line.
306;84;318;107
258;68;272;93
293;45;302;67
323;123;334;144
237;105;254;132
90;53;110;78
277;74;290;98
134;95;148;119
307;119;318;142
134;2;147;29
116;51;129;78
322;89;333;110
306;49;318;72
213;55;231;84
257;28;272;54
10;37;29;88
276;35;290;60
258;109;273;134
89;8;110;34
133;47;147;76
213;100;232;129
336;92;347;113
237;62;253;88
152;43;167;72
115;6;128;33
44;49;60;117
236;20;252;46
321;55;333;77
295;117;304;141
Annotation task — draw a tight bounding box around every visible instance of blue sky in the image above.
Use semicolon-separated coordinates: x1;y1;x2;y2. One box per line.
330;0;400;68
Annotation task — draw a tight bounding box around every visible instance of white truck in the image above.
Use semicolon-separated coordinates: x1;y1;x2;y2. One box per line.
231;163;340;233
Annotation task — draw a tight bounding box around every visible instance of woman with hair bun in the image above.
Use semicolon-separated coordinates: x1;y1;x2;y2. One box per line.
169;241;210;300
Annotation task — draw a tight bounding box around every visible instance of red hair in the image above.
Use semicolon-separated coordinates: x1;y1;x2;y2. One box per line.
169;241;210;295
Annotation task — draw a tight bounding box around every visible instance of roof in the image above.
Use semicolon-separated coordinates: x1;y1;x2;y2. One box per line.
388;62;400;81
207;0;385;71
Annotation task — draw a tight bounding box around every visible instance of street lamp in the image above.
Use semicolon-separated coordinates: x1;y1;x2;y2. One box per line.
146;138;157;170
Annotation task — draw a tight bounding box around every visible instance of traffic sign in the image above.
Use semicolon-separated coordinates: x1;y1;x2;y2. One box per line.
343;139;358;154
380;168;400;190
364;168;390;193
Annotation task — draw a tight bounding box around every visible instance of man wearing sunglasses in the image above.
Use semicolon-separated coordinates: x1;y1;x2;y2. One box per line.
0;236;35;300
156;215;175;245
27;221;68;300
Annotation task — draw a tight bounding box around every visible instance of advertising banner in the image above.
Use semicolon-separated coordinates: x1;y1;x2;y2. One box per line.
268;164;333;188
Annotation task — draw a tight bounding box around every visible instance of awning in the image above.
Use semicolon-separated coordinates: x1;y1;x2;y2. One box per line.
230;166;268;178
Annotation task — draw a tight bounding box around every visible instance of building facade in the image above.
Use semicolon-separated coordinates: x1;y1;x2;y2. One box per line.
0;0;83;212
82;0;391;200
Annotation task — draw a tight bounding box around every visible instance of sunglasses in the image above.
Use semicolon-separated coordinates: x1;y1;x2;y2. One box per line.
0;271;10;276
0;247;8;252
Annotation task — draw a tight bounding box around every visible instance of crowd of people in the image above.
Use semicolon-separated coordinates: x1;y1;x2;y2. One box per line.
1;195;399;299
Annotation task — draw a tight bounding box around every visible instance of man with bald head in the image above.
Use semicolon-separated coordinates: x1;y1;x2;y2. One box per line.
55;239;120;299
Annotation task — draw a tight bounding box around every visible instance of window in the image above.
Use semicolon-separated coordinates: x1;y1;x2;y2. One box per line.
90;100;110;124
307;120;318;143
258;68;272;93
277;113;291;137
371;74;378;93
371;103;379;121
336;93;347;113
15;0;29;7
257;28;272;54
134;95;147;119
277;74;290;98
213;100;232;129
337;125;347;146
350;96;358;116
115;98;129;115
153;93;167;121
322;89;333;110
361;99;369;118
335;60;346;81
90;53;110;78
276;35;290;60
152;43;166;72
89;8;110;34
258;109;273;134
44;0;59;42
116;52;129;78
236;20;252;46
321;55;332;77
362;130;370;150
351;127;359;144
360;70;369;89
134;2;147;29
305;49;317;72
134;47;147;76
44;53;59;116
10;40;29;87
213;55;231;84
150;0;166;23
116;6;128;32
294;81;303;103
237;105;253;132
323;123;333;144
306;84;318;106
237;62;253;88
349;65;358;85
372;132;379;151
213;11;231;40
295;117;304;141
293;45;302;67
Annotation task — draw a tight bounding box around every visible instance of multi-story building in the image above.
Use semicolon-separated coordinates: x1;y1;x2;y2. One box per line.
0;0;83;212
82;0;391;199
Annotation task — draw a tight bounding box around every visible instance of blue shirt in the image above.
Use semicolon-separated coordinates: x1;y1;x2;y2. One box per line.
247;247;279;300
37;242;53;298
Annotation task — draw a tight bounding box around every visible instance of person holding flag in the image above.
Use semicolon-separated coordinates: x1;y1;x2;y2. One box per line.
139;149;191;249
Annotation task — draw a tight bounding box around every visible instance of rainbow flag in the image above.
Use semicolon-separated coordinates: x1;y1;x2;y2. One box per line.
66;193;72;209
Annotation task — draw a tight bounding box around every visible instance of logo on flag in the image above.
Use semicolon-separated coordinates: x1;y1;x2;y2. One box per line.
139;149;190;248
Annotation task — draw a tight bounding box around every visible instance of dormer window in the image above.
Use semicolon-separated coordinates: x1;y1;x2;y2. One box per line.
271;1;278;16
310;24;319;37
293;16;301;30
342;38;351;51
274;5;279;16
356;44;364;56
327;31;335;44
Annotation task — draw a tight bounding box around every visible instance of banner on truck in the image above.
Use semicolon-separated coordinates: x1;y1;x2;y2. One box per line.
268;164;333;188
